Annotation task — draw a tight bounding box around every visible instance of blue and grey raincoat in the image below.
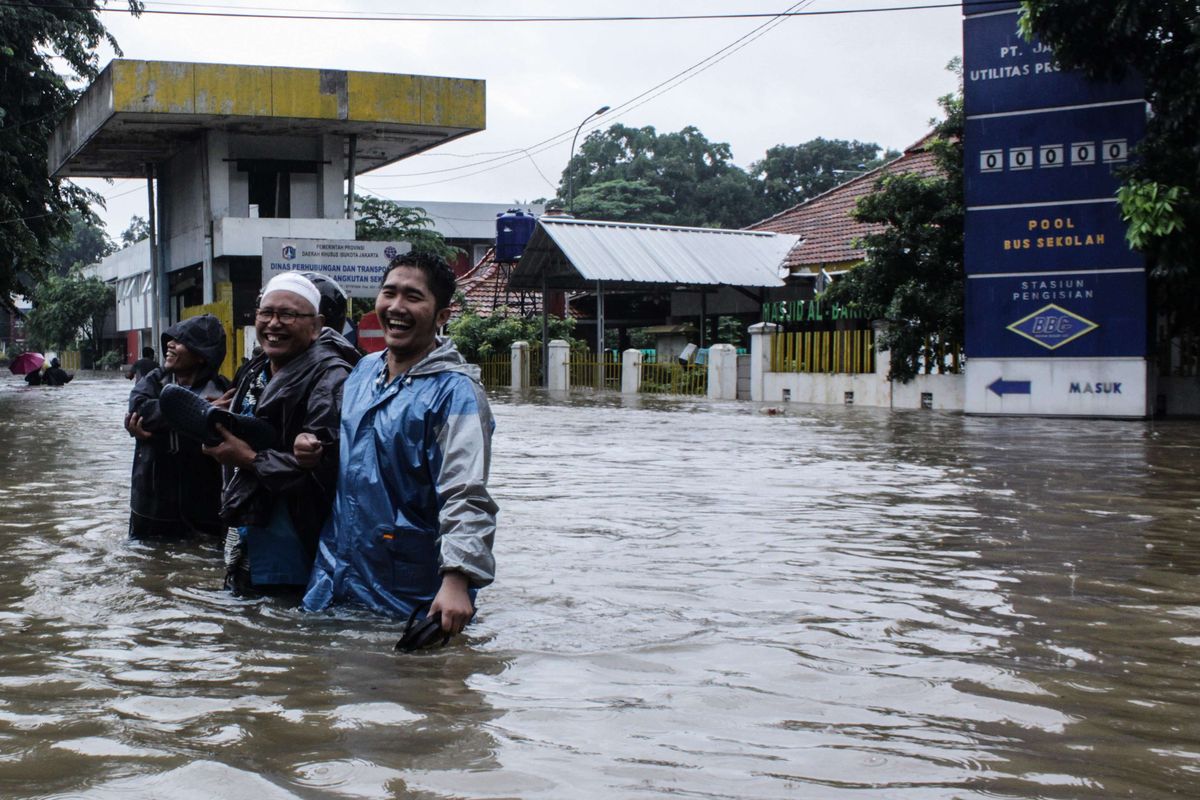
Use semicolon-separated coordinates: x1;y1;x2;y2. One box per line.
303;337;497;618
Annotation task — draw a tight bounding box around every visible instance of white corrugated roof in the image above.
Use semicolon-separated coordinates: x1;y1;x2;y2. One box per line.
510;217;798;289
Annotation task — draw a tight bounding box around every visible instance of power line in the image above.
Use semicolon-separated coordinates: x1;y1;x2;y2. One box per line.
359;1;814;189
0;0;1010;24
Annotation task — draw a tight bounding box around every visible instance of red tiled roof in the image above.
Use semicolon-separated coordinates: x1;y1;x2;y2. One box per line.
747;134;944;273
454;247;544;318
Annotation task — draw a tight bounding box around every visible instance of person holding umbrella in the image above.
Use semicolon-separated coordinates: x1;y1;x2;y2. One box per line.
9;352;45;385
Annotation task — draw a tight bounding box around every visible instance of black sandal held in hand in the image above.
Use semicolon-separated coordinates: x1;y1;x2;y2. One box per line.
160;383;277;450
395;603;451;652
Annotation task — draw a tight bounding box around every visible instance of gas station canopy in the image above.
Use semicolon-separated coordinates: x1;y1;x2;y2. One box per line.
49;59;486;179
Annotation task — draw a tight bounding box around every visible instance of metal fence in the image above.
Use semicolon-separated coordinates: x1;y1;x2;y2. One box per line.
914;336;964;375
770;330;876;374
568;351;620;391
475;347;544;389
477;354;511;388
639;360;708;396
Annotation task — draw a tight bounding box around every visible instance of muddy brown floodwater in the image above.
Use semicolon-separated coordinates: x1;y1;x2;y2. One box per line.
1;374;1199;799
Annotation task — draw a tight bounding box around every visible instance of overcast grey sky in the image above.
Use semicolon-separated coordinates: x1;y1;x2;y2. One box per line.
73;0;964;234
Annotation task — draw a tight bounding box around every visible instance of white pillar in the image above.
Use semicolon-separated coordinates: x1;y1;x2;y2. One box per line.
621;348;642;394
706;343;738;400
511;340;528;390
748;322;779;402
548;339;570;392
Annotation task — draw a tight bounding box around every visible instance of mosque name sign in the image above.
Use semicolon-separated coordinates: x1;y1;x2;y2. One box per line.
262;238;411;299
761;299;866;326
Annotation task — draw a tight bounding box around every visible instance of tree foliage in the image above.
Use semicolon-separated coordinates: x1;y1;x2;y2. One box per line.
1019;0;1200;337
120;214;150;248
0;2;141;301
26;268;115;358
559;124;895;228
561;124;765;228
448;309;579;363
751;138;898;213
50;209;113;275
354;195;461;262
824;81;964;383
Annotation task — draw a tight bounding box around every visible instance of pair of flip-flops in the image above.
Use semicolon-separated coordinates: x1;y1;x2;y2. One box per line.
159;383;278;451
395;604;452;652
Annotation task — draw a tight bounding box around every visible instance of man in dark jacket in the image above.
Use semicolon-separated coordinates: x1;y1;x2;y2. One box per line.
43;358;73;386
204;272;359;595
127;347;158;381
125;314;230;539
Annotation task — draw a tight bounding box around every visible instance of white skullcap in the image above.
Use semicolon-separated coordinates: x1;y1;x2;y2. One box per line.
262;272;320;314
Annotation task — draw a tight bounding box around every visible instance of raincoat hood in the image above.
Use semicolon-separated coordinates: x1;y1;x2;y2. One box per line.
406;336;477;379
162;315;226;386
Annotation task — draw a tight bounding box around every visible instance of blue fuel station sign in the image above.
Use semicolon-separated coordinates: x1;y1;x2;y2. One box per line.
962;3;1149;415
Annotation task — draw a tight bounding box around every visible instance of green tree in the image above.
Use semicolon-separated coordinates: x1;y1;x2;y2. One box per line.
1019;0;1200;348
448;309;579;363
561;124;766;228
354;195;461;262
825;80;964;383
26;268;115;361
0;2;141;301
120;214;150;248
751;138;899;217
50;209;113;275
571;179;676;224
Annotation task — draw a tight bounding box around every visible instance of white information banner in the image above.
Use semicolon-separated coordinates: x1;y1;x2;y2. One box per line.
262;238;410;298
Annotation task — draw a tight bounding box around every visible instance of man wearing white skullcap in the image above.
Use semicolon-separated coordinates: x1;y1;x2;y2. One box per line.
204;270;361;596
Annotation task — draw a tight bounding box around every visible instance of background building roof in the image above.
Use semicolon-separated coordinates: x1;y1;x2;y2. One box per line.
748;136;942;274
509;217;799;291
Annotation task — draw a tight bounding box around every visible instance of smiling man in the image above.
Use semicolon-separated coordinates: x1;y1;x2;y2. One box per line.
205;272;359;596
125;314;229;539
300;252;497;640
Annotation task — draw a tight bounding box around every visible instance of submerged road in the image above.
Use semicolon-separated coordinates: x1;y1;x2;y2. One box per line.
1;374;1198;799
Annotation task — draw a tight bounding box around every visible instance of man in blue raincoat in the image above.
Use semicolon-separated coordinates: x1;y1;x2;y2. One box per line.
299;253;497;636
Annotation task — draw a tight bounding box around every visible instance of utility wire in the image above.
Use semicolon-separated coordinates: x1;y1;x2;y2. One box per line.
0;0;1014;24
360;1;813;187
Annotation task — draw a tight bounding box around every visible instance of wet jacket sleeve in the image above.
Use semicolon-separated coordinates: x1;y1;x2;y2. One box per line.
431;379;498;588
250;363;349;496
128;370;170;432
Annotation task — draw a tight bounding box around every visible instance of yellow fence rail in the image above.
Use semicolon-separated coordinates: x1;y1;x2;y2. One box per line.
770;329;875;374
568;351;620;391
915;336;964;375
639;361;707;396
477;354;511;388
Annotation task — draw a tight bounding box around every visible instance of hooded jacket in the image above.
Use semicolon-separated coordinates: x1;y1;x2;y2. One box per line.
303;336;497;618
127;314;229;538
220;327;360;568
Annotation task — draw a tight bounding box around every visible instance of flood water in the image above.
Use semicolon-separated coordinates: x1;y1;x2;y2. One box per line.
1;374;1198;799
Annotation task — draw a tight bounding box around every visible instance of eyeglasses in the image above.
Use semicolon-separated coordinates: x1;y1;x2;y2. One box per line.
255;308;316;325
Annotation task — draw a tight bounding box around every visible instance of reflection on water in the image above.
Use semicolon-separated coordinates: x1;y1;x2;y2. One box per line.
1;376;1198;798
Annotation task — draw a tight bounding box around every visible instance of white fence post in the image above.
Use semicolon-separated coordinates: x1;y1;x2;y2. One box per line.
706;343;737;400
548;339;570;392
511;340;528;390
621;348;642;394
748;322;779;402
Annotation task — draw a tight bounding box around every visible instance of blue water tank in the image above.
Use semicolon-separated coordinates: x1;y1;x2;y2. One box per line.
495;209;537;263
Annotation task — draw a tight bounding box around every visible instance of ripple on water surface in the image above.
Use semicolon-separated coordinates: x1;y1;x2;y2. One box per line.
0;379;1199;798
